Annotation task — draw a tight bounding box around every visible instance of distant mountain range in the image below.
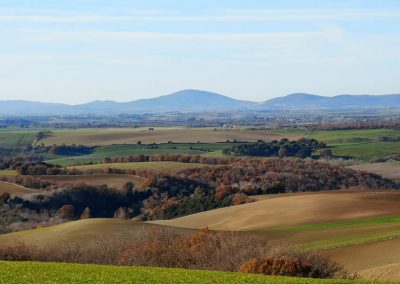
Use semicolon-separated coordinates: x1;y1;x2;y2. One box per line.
1;89;400;115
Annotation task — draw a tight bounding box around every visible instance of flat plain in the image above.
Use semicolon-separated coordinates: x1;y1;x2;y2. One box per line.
41;127;305;146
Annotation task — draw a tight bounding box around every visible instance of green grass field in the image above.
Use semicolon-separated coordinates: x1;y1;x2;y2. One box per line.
0;261;381;284
0;127;398;164
45;143;233;166
0;129;37;147
0;170;17;176
307;129;400;144
308;129;400;161
276;216;400;250
328;142;400;161
278;217;400;232
302;230;400;250
44;128;400;165
0;129;37;157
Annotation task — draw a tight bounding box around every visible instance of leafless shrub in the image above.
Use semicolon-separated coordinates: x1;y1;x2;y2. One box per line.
0;228;348;279
238;245;347;279
117;228;267;271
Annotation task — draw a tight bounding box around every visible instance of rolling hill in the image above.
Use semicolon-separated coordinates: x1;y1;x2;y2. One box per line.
0;219;177;248
258;93;400;110
1;90;400;115
150;190;400;231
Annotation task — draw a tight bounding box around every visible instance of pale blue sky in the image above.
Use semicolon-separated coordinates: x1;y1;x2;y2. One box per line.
0;0;399;104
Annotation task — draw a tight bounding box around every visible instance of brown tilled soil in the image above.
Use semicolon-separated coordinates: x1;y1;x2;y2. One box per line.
151;190;400;231
326;238;400;274
359;263;400;281
350;162;400;182
0;181;39;196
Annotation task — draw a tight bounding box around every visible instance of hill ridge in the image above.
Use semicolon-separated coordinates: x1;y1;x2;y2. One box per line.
1;90;400;115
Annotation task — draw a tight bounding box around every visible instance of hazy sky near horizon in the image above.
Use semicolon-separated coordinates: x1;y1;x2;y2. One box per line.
0;0;399;104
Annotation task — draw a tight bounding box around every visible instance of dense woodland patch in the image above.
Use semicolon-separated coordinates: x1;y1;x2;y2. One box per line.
0;155;397;231
222;138;325;158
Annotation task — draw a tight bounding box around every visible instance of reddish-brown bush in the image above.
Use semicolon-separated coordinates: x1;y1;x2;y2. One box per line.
0;241;35;261
0;228;347;279
57;204;75;219
116;228;268;271
238;247;345;279
0;192;10;204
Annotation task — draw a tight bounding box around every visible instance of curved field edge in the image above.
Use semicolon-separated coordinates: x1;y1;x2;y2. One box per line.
0;261;383;284
0;181;40;196
301;230;400;250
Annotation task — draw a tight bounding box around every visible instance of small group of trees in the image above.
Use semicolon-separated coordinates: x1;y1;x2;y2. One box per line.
48;144;94;156
10;183;150;219
222;138;326;158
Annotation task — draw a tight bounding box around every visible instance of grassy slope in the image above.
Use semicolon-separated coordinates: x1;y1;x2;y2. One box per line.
0;129;36;157
0;261;379;284
0;130;37;147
